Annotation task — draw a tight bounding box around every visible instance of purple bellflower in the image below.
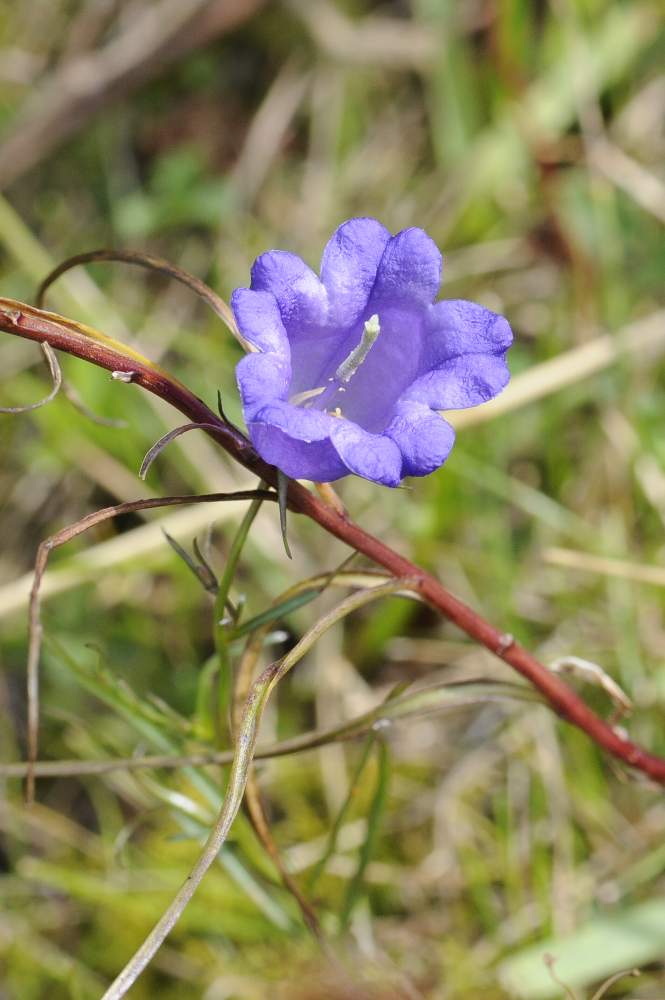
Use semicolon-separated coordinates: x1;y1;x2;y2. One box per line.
232;218;513;487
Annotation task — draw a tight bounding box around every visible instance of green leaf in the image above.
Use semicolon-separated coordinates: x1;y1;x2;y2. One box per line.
228;588;322;640
499;899;665;999
277;468;292;559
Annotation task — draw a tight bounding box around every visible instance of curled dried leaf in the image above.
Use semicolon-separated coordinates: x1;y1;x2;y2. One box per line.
139;421;228;480
37;248;246;348
0;342;61;413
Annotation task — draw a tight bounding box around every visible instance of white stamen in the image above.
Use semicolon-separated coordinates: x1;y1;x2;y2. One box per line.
289;386;326;406
335;314;381;384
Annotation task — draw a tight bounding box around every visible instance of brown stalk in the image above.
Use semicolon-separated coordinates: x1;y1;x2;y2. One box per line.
243;776;327;944
2;298;665;785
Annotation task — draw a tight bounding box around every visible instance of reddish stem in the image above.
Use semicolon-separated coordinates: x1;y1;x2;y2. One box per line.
2;300;664;785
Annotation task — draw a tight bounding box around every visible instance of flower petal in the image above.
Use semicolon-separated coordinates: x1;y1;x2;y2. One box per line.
236;352;290;420
231;288;290;354
250;399;336;442
250;251;327;332
248;400;346;482
385;402;455;477
251;427;346;482
404;352;511;410
320;218;391;326
330;421;403;486
233;218;514;485
422;299;513;367
372;227;442;307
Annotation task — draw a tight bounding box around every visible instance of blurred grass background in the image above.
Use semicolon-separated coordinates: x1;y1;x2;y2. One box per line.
1;1;665;997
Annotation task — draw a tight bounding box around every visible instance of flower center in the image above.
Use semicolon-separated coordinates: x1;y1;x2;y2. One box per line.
289;314;382;415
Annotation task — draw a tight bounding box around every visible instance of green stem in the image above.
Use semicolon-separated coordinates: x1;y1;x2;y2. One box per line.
307;735;376;892
213;494;264;743
340;738;390;929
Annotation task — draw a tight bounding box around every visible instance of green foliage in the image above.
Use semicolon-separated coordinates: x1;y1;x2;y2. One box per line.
1;0;665;997
114;146;233;240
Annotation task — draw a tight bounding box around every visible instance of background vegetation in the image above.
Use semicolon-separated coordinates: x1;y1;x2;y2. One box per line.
1;1;664;997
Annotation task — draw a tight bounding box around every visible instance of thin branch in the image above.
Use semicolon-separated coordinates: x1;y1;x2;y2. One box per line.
36;249;242;344
102;579;418;998
22;489;275;802
2;299;665;785
196;493;263;745
230;567;344;942
0;677;539;780
231;551;364;733
101;670;268;1000
590;967;640;1000
243;774;327;943
307;733;376;893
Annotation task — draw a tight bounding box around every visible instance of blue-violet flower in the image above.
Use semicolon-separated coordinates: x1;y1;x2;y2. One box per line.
232;218;513;486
